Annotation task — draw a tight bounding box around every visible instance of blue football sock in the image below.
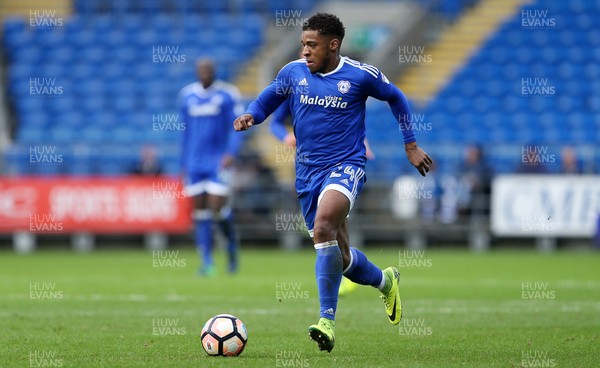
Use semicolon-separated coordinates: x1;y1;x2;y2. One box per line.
314;240;343;320
194;210;213;268
217;209;238;271
343;247;384;289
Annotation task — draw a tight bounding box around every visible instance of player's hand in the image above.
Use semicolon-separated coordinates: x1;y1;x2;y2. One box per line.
283;133;296;147
233;114;254;131
405;142;433;177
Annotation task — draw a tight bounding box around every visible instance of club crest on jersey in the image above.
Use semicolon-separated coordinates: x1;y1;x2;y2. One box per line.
337;80;351;94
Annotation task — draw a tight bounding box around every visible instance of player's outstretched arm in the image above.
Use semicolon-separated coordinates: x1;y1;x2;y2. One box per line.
405;141;433;177
233;114;255;131
364;67;433;175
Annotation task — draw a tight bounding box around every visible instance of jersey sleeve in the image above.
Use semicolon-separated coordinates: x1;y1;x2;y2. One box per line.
244;64;293;124
364;68;416;144
269;102;291;142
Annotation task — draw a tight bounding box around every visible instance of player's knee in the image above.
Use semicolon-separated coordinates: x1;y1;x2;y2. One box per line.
213;206;231;221
313;219;338;243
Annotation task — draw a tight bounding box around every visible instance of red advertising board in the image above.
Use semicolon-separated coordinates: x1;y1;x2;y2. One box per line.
0;177;192;234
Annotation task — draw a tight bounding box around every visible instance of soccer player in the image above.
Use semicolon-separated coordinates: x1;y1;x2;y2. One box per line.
179;58;244;276
233;13;432;352
270;101;372;297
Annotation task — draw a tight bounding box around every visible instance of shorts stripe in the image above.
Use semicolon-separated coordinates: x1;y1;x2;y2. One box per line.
184;180;230;197
351;167;365;198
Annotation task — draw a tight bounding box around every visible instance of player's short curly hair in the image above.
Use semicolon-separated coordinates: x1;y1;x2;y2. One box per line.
302;13;345;41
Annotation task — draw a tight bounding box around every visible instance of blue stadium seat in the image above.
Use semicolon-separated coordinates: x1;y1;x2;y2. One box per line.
113;127;139;144
20;112;50;130
46;95;76;114
13;97;43;116
145;95;171;110
2;16;26;37
4;30;34;57
119;14;144;31
89;15;115;33
16;127;45;144
70;30;99;49
79;46;106;63
129;112;150;129
112;95;137;113
80;96;106;114
81;128;107;143
12;46;42;64
46;46;76;64
48;127;79;144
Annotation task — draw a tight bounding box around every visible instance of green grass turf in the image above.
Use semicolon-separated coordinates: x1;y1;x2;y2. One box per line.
1;247;599;367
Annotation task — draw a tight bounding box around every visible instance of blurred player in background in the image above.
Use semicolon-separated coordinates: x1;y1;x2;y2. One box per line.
179;58;244;276
234;13;432;352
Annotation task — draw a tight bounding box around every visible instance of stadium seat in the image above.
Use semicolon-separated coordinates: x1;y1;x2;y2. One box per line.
16;127;45;144
80;128;107;143
20;112;49;130
112;127;139;144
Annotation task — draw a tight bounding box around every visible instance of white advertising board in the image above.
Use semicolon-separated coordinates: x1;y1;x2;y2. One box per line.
491;175;600;237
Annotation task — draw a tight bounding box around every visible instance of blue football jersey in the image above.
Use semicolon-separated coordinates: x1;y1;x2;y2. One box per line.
246;56;415;168
179;81;244;174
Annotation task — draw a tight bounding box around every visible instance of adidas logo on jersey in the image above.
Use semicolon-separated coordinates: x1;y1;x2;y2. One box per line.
299;78;308;86
341;179;349;186
300;94;348;109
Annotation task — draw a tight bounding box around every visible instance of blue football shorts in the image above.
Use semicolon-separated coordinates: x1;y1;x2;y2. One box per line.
184;169;232;197
296;162;366;237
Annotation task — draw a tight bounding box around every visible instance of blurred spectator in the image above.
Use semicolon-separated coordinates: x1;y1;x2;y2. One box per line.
438;173;459;224
420;161;438;222
560;146;582;174
457;144;492;217
131;145;162;176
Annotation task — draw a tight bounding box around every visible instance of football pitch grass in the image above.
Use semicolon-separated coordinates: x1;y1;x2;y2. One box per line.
1;247;599;367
